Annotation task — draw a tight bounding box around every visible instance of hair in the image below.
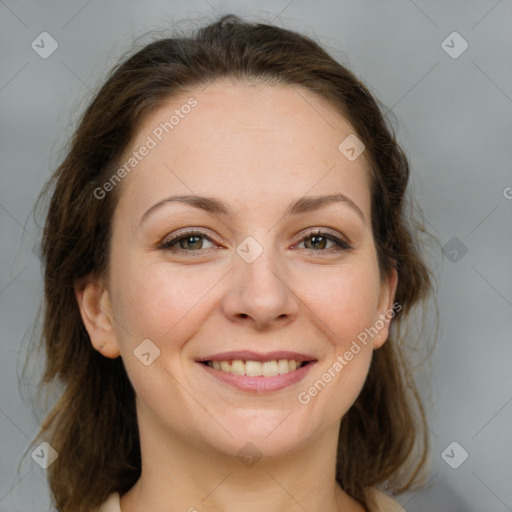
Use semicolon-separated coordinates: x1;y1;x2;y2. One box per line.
21;13;437;512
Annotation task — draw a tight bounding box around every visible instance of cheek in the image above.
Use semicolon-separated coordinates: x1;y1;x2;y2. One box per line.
297;260;381;344
296;266;378;419
109;254;213;344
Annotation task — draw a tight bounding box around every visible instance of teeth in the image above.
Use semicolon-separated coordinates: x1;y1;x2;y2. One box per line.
231;359;245;375
277;359;289;374
246;360;262;376
204;359;305;377
262;360;278;377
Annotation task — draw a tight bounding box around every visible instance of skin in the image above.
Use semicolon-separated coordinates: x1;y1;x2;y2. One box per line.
76;79;398;512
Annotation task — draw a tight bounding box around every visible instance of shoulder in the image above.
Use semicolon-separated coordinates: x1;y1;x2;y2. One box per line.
95;492;121;512
365;487;406;512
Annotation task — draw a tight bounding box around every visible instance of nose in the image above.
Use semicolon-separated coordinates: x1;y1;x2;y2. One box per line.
221;245;299;330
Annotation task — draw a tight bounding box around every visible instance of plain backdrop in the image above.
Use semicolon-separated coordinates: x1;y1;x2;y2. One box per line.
1;1;511;511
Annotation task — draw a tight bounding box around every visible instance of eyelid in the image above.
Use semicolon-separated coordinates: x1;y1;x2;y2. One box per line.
294;228;352;251
297;227;351;244
159;228;220;249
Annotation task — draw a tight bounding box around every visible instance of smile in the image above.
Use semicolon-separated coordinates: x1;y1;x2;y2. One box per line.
196;351;316;392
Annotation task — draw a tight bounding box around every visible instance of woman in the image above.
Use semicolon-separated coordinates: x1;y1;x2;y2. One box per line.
27;14;434;512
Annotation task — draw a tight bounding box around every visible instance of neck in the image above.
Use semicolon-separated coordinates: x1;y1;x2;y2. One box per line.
120;400;366;512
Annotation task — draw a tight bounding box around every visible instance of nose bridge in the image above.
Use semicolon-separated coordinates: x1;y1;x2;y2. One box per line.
222;231;298;327
237;232;287;297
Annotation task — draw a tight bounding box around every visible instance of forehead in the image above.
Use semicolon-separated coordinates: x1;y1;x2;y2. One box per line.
115;80;371;219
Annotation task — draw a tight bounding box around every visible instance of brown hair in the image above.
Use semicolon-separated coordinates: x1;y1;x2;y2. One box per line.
22;14;436;512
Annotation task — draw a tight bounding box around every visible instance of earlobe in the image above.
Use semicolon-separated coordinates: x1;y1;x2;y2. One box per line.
373;266;399;350
74;276;121;358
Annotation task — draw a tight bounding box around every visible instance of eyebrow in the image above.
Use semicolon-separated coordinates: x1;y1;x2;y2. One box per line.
140;193;366;225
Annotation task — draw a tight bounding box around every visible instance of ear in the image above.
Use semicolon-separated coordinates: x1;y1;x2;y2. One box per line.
373;265;399;350
74;276;121;358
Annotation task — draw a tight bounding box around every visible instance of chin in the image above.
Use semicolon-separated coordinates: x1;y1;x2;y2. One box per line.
205;413;317;460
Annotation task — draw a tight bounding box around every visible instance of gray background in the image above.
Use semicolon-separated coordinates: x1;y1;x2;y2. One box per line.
1;1;511;511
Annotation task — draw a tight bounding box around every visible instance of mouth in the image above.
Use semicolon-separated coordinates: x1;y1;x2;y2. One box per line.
196;351;317;392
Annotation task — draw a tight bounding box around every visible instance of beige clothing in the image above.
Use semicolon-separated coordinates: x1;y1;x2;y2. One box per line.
97;487;406;511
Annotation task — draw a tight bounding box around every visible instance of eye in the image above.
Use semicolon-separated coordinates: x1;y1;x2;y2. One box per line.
295;230;352;253
159;230;217;253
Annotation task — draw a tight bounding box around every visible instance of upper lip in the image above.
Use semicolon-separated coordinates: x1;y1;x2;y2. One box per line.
196;350;316;363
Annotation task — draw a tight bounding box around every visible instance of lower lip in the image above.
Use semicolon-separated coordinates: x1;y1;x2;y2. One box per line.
197;362;316;392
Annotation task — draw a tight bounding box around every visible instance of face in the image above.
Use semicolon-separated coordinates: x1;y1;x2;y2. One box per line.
79;80;397;459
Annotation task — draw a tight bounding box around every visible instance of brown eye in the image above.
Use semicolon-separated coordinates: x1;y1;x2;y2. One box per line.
160;230;216;252
298;231;352;252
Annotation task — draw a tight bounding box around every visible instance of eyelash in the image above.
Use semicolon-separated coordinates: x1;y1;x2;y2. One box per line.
159;229;352;255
